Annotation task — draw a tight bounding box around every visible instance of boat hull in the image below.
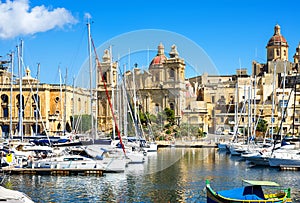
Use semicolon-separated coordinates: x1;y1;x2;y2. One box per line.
206;181;292;203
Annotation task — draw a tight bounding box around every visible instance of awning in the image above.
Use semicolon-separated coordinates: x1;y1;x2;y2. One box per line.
243;180;280;187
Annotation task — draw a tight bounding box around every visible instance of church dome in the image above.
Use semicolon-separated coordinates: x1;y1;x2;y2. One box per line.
267;24;288;47
149;43;167;66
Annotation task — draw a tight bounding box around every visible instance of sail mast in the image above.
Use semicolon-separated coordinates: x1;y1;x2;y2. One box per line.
18;40;24;141
64;68;67;135
36;63;40;135
87;19;94;140
110;45;115;140
9;52;14;139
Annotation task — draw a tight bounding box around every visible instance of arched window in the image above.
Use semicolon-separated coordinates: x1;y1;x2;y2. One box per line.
170;103;174;110
1;94;9;118
276;49;280;56
103;72;107;82
1;94;8;104
16;94;24;117
78;98;81;113
32;94;40;119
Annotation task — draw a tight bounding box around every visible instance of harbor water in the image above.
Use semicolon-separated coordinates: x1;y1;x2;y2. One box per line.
2;148;300;202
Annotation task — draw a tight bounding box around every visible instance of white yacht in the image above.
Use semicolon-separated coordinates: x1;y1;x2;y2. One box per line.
0;186;34;203
268;149;300;167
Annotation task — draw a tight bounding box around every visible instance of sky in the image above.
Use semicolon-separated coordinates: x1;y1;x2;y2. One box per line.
0;0;299;86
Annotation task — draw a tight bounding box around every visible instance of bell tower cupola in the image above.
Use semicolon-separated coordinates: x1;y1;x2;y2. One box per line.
266;24;289;62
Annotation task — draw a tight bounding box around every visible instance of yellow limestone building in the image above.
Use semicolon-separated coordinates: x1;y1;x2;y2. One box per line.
96;43;209;134
0;60;91;138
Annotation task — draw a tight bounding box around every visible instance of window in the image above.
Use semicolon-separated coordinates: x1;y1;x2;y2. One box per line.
276;49;280;56
3;108;8;118
55;97;60;103
102;72;107;82
169;68;175;78
212;96;215;103
170;103;174;110
78;98;81;113
34;108;39;119
1;94;9;118
155;104;159;113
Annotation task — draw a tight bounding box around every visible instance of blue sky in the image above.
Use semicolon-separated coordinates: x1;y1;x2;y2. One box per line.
0;0;299;85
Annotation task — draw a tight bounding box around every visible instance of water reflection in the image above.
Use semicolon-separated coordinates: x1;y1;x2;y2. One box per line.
2;148;299;202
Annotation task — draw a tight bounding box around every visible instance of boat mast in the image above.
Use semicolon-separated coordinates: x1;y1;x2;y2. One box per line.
271;60;277;140
9;52;14;139
280;61;286;140
35;63;40;135
64;68;67;135
18;40;24;141
87;19;94;140
59;68;64;134
72;76;75;132
123;64;127;138
253;75;256;138
110;45;115;140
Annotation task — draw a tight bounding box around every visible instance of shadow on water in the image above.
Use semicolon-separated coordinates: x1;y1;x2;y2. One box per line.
1;148;299;202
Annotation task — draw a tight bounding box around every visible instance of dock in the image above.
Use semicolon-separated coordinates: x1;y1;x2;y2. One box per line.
0;167;104;176
156;140;217;148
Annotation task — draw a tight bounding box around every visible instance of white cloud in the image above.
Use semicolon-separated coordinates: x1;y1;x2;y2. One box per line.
0;0;77;39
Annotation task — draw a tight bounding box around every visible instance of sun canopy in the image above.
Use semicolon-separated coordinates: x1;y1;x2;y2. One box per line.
243;180;280;187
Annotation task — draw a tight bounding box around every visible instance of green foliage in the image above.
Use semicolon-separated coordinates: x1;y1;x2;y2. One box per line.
139;111;147;126
166;129;171;134
165;123;171;129
256;119;268;132
164;107;175;125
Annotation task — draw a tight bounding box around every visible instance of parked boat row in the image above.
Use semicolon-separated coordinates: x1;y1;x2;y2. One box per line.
0;136;158;173
218;139;300;168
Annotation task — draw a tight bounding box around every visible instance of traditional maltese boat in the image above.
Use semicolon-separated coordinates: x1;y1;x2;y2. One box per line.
206;179;292;203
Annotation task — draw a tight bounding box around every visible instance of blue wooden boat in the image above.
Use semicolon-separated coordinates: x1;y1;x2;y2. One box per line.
206;179;292;203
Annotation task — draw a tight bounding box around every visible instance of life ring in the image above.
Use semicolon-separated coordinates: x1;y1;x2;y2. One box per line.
261;149;267;153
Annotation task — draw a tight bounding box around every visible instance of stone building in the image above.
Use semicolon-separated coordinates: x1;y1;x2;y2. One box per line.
187;24;300;137
96;43;209;134
251;24;300;136
0;59;91;138
2;24;299;140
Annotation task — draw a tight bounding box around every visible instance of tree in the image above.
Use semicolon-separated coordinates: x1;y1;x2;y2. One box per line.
164;107;175;125
256;119;268;133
